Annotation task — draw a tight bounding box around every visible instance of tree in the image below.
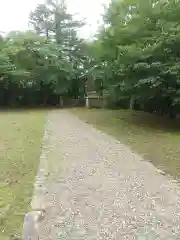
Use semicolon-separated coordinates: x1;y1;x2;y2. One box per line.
0;0;88;107
30;0;87;99
88;0;180;116
29;4;53;39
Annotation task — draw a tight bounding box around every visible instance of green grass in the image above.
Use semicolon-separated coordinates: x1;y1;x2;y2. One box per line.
0;110;46;239
70;108;180;179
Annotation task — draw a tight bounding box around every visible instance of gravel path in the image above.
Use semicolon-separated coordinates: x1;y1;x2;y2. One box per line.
30;110;180;239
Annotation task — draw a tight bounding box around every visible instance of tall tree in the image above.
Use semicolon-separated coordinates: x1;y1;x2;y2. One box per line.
88;0;180;116
29;4;53;39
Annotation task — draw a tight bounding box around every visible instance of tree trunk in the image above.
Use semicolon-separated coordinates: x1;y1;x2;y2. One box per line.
169;108;176;119
45;29;49;40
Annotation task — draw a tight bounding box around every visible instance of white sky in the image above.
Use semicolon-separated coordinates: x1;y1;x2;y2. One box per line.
0;0;110;38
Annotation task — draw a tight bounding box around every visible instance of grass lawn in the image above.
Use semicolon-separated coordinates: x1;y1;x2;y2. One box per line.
0;110;46;240
70;108;180;179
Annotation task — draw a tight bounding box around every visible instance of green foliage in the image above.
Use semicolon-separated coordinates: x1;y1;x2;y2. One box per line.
29;4;53;38
3;0;180;115
0;0;87;107
89;0;180;117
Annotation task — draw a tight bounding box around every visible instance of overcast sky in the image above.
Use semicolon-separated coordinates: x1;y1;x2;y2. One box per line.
0;0;109;38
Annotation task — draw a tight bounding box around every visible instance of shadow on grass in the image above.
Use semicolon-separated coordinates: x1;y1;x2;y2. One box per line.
70;108;180;179
116;110;180;132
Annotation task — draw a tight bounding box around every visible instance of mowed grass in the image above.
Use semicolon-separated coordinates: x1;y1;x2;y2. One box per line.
0;110;46;239
70;108;180;179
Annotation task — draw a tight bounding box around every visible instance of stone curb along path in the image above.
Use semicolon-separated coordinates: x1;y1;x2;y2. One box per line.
22;113;50;240
23;110;180;239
